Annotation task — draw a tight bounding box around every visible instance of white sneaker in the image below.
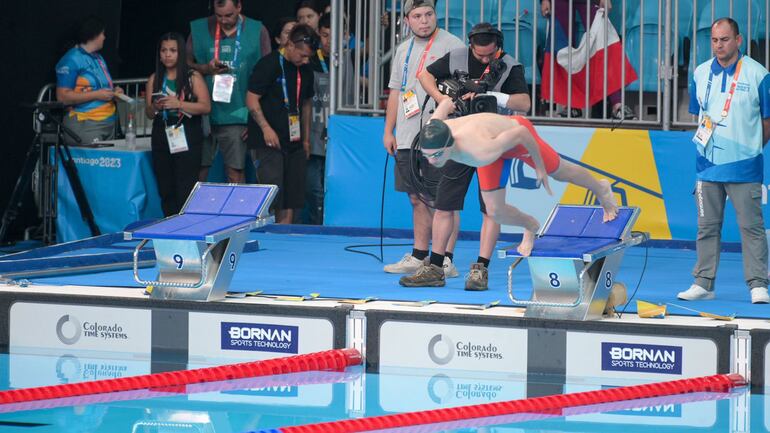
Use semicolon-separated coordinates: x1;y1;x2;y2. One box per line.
677;284;715;301
751;287;770;304
443;257;459;278
384;254;425;274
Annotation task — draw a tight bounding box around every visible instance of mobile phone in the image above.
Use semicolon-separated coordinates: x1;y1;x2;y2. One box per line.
151;92;166;102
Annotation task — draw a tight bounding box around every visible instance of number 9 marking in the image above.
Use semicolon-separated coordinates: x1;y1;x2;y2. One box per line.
229;252;237;270
172;254;184;270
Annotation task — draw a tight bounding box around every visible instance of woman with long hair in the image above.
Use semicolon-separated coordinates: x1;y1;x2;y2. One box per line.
145;32;211;216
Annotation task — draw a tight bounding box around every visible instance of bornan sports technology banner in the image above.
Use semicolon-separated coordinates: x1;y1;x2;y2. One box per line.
327;115;770;242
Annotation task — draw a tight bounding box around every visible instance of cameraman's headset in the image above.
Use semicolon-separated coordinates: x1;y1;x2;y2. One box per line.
467;23;504;52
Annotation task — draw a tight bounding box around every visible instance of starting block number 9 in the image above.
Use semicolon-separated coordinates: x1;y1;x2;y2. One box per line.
229;253;237;270
605;271;613;288
173;254;184;270
548;272;561;288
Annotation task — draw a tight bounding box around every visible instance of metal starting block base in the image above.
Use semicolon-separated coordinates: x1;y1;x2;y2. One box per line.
498;205;646;321
125;182;277;301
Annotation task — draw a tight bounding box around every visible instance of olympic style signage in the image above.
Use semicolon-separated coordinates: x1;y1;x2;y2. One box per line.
188;312;334;362
378;321;527;373
9;303;151;355
565;332;717;381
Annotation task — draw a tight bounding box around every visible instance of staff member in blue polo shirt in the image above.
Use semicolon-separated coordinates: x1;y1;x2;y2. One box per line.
679;18;770;304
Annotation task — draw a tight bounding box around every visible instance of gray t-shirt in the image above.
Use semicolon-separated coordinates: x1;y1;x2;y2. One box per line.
388;29;465;150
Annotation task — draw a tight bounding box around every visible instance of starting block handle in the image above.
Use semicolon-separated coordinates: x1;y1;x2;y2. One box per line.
507;257;586;308
132;239;216;289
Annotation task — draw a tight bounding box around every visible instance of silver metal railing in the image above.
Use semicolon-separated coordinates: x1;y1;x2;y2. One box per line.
34;78;151;136
330;0;770;130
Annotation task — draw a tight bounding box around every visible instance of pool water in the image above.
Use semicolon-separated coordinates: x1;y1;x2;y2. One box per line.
0;352;764;433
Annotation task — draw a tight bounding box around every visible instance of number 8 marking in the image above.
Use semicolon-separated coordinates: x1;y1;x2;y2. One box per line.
549;272;560;288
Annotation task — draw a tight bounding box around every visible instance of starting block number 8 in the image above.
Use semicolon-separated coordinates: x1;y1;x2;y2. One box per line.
548;272;560;288
605;271;613;288
173;254;184;270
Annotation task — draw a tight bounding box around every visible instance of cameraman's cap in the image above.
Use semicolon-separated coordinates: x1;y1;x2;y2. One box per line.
404;0;435;16
420;119;454;150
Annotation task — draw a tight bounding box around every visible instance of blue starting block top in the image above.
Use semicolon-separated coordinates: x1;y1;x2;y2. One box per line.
129;184;276;242
505;206;637;260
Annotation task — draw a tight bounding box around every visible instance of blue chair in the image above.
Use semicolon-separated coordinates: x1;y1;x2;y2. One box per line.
692;0;761;71
125;182;277;301
499;205;646;321
625;24;661;92
488;0;541;83
435;0;480;39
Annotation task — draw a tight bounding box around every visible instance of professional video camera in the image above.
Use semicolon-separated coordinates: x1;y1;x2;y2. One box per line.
436;59;508;116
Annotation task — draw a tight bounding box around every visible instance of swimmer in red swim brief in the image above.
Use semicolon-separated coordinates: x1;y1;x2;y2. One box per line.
419;98;618;257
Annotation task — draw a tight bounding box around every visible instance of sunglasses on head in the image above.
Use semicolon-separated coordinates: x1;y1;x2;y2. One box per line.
291;36;319;49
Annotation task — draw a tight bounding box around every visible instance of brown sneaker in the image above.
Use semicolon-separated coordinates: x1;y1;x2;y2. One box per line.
464;263;488;291
399;264;446;287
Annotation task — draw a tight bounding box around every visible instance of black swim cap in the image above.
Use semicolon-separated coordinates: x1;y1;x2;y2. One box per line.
420;119;454;150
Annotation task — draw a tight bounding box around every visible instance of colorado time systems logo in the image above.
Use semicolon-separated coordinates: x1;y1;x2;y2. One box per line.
55;314;128;345
427;334;503;365
56;315;81;345
221;322;299;354
602;342;682;375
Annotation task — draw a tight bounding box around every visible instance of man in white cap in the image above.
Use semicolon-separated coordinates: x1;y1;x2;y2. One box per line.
382;0;465;276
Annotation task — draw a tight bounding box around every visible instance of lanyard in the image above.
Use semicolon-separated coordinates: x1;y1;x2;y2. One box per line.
703;58;743;120
279;53;301;113
317;49;328;73
161;74;184;126
214;16;243;69
479;50;503;80
400;30;438;92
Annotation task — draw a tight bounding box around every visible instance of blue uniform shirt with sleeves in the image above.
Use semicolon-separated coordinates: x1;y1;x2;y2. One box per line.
688;53;770;183
55;47;116;122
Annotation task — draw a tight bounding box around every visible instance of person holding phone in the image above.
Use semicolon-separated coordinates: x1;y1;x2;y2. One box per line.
146;33;211;216
187;0;271;184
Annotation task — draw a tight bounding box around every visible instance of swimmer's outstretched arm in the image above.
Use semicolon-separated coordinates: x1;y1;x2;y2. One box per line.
431;97;456;121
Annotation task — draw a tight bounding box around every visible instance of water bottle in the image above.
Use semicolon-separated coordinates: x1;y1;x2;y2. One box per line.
125;113;137;149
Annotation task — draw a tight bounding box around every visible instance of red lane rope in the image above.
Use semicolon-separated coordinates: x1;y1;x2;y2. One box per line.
275;373;745;433
0;348;361;405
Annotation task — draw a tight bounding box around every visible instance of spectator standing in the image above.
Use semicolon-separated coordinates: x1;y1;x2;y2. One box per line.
272;17;297;50
382;0;465;275
188;0;270;183
145;33;211;216
301;14;333;225
678;18;770;304
246;25;317;224
55;16;125;145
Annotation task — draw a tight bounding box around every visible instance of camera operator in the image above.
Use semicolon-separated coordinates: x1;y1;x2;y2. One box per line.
399;23;530;289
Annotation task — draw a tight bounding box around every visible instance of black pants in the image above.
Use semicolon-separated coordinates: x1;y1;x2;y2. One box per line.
151;116;203;216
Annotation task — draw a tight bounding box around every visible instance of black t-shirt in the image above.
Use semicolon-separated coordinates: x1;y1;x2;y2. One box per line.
247;50;315;148
426;48;528;96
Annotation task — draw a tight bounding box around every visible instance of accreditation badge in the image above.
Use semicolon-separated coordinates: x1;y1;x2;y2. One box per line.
288;113;301;142
165;124;189;154
402;89;421;118
212;74;235;103
692;114;714;147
